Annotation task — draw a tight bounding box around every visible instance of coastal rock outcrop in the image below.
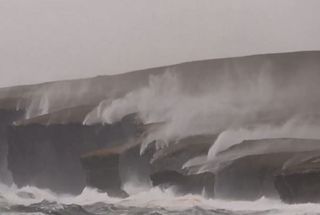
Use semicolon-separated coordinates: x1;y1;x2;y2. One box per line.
80;134;154;198
274;153;320;203
150;134;217;174
80;147;129;198
7;110;143;194
210;138;320;200
3;50;320;198
0;98;25;184
141;134;217;198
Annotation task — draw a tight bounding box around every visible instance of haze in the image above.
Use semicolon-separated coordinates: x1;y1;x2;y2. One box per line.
1;0;320;87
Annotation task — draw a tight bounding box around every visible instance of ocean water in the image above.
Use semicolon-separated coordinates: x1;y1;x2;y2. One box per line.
0;184;320;215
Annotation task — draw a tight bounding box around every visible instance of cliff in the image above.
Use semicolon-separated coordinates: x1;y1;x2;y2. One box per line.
211;138;320;200
275;152;320;203
0;107;24;184
2;50;320;198
7;111;143;194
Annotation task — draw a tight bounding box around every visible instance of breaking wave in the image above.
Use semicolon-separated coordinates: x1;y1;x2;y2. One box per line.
0;183;320;215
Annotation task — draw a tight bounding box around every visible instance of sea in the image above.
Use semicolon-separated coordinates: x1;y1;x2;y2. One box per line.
0;184;320;215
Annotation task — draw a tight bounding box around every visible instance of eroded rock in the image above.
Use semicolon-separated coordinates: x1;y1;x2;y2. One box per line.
275;153;320;203
7;111;143;194
150;134;217;174
210;138;320;200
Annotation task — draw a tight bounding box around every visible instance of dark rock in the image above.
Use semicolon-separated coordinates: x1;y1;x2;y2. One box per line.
275;153;320;203
3;50;320;197
0;108;24;184
215;152;294;200
80;144;142;198
79;133;216;197
118;141;154;189
150;134;217;174
150;170;215;197
210;138;320;200
7;111;144;195
81;150;128;198
79;117;152;198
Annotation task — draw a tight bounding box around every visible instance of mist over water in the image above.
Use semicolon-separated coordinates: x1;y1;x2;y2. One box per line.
209;118;320;159
1;183;320;215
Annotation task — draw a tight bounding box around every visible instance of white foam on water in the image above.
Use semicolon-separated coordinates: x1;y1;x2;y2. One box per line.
1;183;320;214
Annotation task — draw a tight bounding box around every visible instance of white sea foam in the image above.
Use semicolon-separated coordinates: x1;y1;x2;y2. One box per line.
1;183;320;214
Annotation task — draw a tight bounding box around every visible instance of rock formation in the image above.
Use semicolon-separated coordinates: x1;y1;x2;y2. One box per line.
80;139;153;198
150;134;217;174
1;50;320;199
7;111;143;194
80;147;129;198
275;152;320;203
0;98;25;184
210;138;320;200
141;134;217;198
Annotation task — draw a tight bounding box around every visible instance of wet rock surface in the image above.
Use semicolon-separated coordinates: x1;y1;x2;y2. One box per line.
150;134;217;174
7;112;143;194
275;154;320;204
0;108;24;184
2;51;320;206
211;138;320;200
80;147;129;198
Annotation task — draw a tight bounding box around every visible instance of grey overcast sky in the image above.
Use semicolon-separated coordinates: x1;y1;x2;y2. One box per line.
1;0;320;87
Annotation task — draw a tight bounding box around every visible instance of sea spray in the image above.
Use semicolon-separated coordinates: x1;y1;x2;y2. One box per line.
1;182;320;214
208;116;320;159
87;67;320;156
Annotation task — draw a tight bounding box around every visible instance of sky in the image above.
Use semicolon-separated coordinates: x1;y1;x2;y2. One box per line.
1;0;320;87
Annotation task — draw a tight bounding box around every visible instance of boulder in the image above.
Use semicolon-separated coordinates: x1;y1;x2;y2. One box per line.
80;147;129;198
79;133;216;197
150;170;215;197
215;152;294;200
3;50;320;197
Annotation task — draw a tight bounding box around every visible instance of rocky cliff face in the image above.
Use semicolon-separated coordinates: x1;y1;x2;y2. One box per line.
80;142;152;198
215;152;294;200
7;110;143;194
2;50;320;200
0;103;24;184
211;138;320;200
274;153;320;203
